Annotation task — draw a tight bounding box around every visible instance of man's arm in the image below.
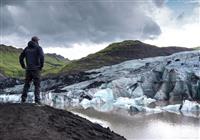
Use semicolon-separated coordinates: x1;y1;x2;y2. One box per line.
38;47;44;70
19;49;26;69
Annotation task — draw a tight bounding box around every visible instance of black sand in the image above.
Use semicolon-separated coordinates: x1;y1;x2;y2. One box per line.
0;104;125;140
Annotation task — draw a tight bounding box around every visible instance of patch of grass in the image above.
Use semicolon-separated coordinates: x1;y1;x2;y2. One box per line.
98;40;141;53
194;46;200;50
0;45;68;78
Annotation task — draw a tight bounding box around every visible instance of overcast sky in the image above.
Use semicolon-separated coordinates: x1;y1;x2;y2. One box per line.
1;0;200;59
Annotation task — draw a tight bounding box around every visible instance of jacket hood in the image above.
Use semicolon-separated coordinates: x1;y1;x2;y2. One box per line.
28;41;38;48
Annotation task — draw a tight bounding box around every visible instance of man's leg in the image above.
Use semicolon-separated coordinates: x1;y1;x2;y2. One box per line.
32;70;41;103
21;70;32;102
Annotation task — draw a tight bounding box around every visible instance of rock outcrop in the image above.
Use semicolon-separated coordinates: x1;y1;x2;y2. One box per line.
0;73;6;80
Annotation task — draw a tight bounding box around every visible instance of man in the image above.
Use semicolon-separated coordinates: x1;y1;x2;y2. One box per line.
19;36;44;104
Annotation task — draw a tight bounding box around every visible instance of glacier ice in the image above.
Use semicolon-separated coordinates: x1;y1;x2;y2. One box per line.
0;94;20;103
162;100;200;118
79;95;157;112
181;100;200;112
162;104;181;112
93;88;114;102
113;97;135;110
80;98;91;109
0;92;36;103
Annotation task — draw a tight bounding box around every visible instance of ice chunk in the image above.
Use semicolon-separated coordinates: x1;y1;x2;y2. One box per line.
90;97;104;105
0;92;36;103
80;96;114;112
181;100;200;112
131;84;144;98
144;107;163;114
0;94;20;103
162;104;181;112
113;96;156;110
96;102;114;112
134;96;156;106
80;98;91;109
113;97;135;110
88;101;114;112
162;100;200;113
71;99;80;107
4;84;23;94
93;88;114;102
53;95;64;104
162;101;200;118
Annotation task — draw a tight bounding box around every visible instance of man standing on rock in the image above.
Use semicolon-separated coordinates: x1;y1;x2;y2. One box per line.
19;36;44;105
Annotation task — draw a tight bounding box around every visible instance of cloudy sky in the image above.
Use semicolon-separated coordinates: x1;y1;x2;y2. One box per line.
1;0;200;59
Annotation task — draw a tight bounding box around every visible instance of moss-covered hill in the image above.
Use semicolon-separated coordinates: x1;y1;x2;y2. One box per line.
0;44;69;78
60;40;192;74
194;46;200;50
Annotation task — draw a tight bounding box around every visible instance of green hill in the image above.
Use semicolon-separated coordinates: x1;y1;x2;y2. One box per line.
194;46;200;50
0;44;69;78
60;40;192;74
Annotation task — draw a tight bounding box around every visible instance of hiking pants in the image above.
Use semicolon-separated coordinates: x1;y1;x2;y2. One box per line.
21;70;41;102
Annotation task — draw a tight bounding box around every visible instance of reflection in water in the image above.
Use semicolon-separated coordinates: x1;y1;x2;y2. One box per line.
72;108;200;140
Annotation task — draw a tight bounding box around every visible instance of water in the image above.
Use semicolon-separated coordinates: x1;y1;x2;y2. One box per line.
71;108;200;140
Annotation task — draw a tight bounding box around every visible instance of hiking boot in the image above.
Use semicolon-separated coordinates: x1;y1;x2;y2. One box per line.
21;99;26;104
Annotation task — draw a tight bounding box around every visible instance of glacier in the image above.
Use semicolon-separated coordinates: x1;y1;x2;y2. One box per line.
0;50;200;118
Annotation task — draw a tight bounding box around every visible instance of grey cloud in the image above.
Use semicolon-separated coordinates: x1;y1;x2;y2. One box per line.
152;0;166;7
1;0;161;47
141;18;161;39
1;6;15;34
1;0;27;6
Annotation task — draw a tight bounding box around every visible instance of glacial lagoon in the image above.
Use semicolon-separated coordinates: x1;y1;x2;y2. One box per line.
71;108;200;140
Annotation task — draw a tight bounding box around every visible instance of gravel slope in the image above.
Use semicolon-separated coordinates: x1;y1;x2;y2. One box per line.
0;103;125;140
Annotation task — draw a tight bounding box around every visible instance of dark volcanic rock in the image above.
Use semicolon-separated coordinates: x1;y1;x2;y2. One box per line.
42;72;91;92
0;78;23;90
0;104;125;140
0;72;91;94
46;53;69;61
0;73;6;80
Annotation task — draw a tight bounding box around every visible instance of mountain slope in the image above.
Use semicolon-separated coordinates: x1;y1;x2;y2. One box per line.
0;44;69;77
194;46;200;50
61;40;192;74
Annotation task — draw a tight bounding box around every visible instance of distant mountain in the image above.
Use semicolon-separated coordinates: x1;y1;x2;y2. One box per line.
60;40;193;74
46;53;69;61
0;44;69;78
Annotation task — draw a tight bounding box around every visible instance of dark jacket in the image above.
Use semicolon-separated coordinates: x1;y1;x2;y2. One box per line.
19;41;44;70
